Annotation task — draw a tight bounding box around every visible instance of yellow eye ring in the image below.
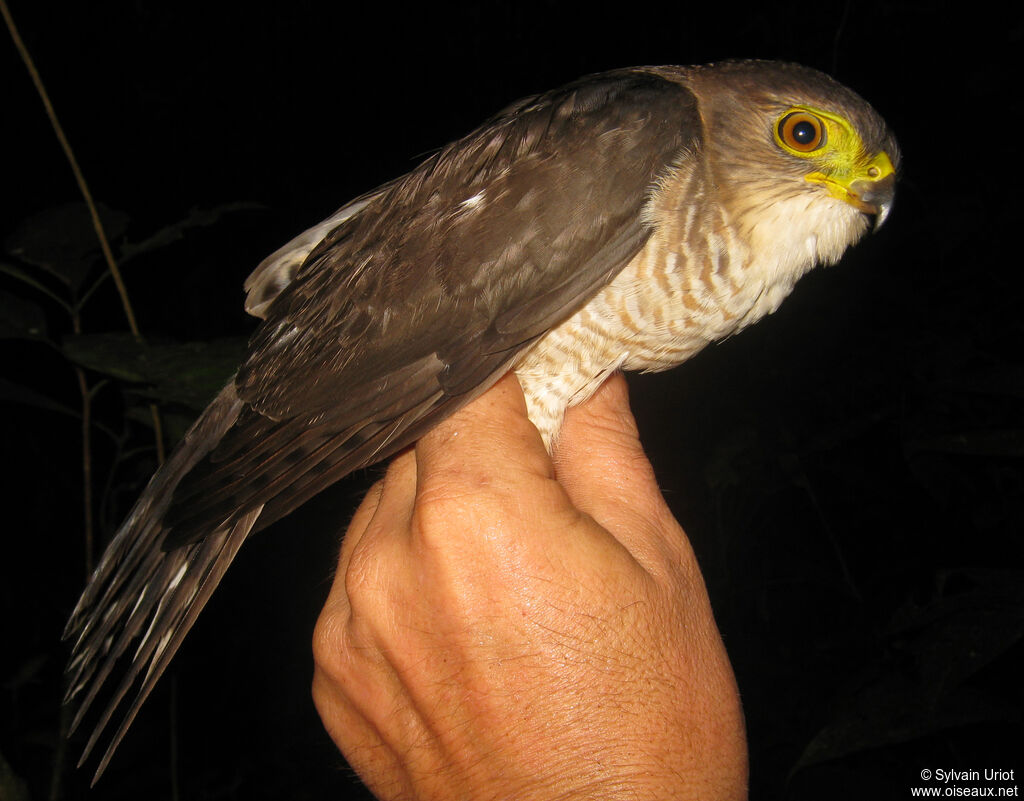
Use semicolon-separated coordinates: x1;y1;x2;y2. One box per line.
778;112;826;152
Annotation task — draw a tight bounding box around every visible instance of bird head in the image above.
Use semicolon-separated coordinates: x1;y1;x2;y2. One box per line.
686;60;900;275
773;103;897;230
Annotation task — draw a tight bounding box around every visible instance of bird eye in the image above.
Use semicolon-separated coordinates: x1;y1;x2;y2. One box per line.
778;112;826;152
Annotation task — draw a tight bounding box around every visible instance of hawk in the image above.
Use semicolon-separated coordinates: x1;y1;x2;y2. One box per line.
64;60;899;778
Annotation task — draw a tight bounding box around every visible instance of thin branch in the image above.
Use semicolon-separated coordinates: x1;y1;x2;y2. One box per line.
2;0;166;464
0;259;76;314
2;0;139;336
76;363;94;577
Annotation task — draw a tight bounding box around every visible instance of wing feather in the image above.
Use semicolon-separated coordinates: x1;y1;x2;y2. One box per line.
172;71;699;536
65;67;702;777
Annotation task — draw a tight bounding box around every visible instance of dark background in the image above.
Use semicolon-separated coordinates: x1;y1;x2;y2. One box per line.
2;1;1021;799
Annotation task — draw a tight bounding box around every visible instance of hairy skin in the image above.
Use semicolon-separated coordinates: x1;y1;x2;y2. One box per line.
312;373;748;800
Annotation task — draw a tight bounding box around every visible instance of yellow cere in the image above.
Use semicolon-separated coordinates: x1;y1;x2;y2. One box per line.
774;104;895;206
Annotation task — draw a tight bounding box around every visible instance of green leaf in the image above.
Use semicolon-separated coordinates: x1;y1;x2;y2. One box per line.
0;289;50;341
119;201;264;264
62;333;248;411
4;202;129;290
0;377;79;418
0;748;30;801
794;683;1008;773
0;259;74;314
793;568;1024;773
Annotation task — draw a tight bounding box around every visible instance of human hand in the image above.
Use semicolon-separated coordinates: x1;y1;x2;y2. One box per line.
312;373;747;800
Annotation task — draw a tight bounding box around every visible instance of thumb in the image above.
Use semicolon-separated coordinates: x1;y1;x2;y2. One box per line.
552;373;688;571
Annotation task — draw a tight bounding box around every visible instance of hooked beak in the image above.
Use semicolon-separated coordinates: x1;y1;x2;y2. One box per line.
848;171;896;231
806;150;897;232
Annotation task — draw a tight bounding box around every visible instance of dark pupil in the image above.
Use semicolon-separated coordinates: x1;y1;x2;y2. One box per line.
792;120;817;145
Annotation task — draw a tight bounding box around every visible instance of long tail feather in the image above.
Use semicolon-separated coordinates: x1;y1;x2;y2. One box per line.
63;383;256;781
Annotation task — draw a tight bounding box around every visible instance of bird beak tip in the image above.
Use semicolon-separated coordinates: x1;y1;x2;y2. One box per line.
848;172;895;233
872;202;891;232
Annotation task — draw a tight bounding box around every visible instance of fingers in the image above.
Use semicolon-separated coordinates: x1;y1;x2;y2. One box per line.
552;373;652;499
331;371;691;596
414;372;554;491
322;373;552;640
410;374;578;548
553;374;693;575
313;452;422;789
324;449;417;615
315;374;568;793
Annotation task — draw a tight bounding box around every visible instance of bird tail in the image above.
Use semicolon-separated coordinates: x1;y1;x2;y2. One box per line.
62;382;258;783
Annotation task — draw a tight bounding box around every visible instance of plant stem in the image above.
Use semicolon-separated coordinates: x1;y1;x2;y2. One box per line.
2;0;138;335
170;676;180;801
75;360;94;576
1;0;166;465
48;703;71;801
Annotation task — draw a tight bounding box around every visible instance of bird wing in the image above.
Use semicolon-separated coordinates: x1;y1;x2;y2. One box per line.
64;67;701;779
242;182;397;319
167;68;700;543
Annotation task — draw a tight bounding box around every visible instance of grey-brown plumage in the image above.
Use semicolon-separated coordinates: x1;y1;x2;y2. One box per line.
64;61;899;780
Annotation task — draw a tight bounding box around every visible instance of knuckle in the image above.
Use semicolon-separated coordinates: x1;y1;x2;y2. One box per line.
313;544;389;680
342;536;390;609
411;463;511;547
311;604;349;679
412;483;477;538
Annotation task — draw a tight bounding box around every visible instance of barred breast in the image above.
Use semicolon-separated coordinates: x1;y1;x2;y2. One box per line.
513;150;850;447
516;159;737;445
